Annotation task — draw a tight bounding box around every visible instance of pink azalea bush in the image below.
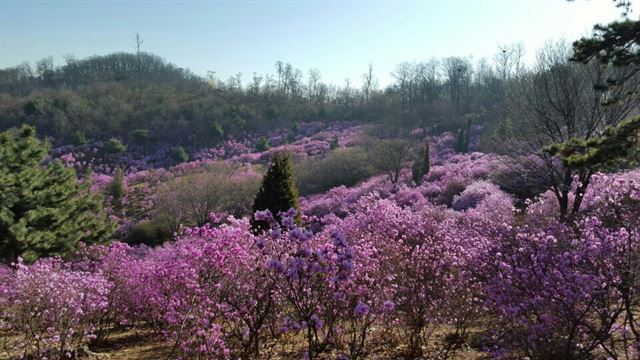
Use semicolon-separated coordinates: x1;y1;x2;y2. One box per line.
3;123;640;360
0;258;111;359
482;171;640;359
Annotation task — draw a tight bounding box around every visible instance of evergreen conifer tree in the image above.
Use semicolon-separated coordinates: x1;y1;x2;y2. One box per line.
545;116;640;171
106;167;126;214
251;152;300;232
454;127;465;153
454;118;472;153
170;145;189;163
412;143;430;185
0;125;113;263
463;118;472;152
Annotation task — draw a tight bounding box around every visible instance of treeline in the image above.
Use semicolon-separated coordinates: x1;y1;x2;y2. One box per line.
0;46;526;147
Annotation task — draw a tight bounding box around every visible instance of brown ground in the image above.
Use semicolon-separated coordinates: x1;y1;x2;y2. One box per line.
2;328;489;359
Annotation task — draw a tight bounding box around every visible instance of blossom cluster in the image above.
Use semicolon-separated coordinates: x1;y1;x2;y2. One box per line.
4;120;640;359
2;170;639;359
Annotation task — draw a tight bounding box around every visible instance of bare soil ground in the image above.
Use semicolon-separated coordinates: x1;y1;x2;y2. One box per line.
2;328;490;359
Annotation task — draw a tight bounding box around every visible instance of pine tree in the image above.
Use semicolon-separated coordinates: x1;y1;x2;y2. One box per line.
544;116;640;171
170;145;189;163
106;167;125;213
251;152;300;232
463;118;472;152
454;118;472;153
256;137;271;152
573;19;640;70
0;125;113;263
454;125;470;153
412;142;430;185
454;127;465;153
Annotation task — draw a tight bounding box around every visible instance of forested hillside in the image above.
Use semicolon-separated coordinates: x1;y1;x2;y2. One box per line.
0;48;523;146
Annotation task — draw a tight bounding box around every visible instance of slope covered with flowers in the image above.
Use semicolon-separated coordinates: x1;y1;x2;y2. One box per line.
1;124;640;360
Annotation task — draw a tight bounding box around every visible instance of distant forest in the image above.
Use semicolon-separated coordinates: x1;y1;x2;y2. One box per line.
0;47;527;146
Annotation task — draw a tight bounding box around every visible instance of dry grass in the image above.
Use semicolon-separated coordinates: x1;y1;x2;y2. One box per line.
88;329;169;359
1;327;490;359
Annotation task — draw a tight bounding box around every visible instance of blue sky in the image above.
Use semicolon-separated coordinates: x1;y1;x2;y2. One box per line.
0;0;633;87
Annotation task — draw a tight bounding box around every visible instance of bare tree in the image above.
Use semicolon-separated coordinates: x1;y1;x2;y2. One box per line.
154;164;260;232
35;56;54;84
362;63;378;103
504;40;640;220
415;59;441;105
369;139;416;184
249;72;262;97
495;43;524;81
134;33;144;83
392;62;414;111
442;57;473;121
307;68;321;101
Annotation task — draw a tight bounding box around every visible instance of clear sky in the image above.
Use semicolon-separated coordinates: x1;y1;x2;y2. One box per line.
0;0;634;87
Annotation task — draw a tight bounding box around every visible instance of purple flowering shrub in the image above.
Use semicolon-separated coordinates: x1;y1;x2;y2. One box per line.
1;168;639;359
0;258;111;359
337;199;489;357
4;120;640;360
452;180;511;211
482;171;640;359
256;209;356;359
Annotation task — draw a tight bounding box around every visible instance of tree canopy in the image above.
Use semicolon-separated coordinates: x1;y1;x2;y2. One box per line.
0;125;113;263
251;152;300;232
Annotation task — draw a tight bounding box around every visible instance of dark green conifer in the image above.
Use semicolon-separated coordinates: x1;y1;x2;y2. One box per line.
0;125;113;263
544;116;640;171
256;136;271;152
454;127;465;153
412;142;430;185
170;145;189;163
454;118;472;153
251;152;300;232
106;167;126;213
463;118;472;152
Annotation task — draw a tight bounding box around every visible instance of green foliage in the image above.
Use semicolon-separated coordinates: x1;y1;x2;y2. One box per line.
170;146;189;163
0;51;510;146
71;130;88;145
291;121;300;134
544;116;640;171
210;121;225;140
412;143;430;185
572;19;640;69
251;153;300;232
106;167;125;213
125;219;170;247
454;118;472;153
0;125;113;263
132;128;150;143
329;136;339;150
256;136;270;152
295;147;374;195
104;138;127;154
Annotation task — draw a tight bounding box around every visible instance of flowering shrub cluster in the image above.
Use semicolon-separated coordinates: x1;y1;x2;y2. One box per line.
62;123;365;240
51;122;361;180
4;120;640;359
300;148;507;226
1;169;639;359
0;258;111;359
